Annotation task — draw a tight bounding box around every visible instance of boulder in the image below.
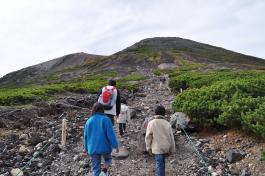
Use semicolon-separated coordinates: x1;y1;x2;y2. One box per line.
170;112;190;129
10;168;23;176
225;150;246;163
111;147;129;160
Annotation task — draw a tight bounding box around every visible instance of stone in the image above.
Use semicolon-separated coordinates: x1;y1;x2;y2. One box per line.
112;147;129;160
129;108;137;119
35;143;43;150
18;145;30;154
195;141;203;147
19;134;28;140
10;168;23;176
170;112;190;129
241;166;251;176
79;160;89;168
225;150;246;163
158;63;177;70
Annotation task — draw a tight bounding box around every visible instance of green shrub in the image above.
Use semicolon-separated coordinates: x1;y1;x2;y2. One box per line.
172;74;265;138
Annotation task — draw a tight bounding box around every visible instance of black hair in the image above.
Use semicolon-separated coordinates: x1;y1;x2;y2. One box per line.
121;98;127;104
91;102;104;115
155;105;166;116
108;79;116;86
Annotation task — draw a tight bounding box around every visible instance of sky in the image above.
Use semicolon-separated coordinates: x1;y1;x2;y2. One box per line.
0;0;265;77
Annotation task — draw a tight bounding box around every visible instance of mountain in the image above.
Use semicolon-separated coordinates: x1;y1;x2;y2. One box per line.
1;37;265;87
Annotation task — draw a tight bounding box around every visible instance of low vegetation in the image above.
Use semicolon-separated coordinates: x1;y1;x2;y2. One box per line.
0;72;145;106
171;70;265;138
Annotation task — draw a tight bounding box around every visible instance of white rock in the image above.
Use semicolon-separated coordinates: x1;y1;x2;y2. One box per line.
19;134;28;140
35;143;43;150
18;145;30;154
11;168;23;176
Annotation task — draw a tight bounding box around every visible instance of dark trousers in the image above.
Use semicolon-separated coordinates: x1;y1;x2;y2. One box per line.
106;114;115;126
118;123;126;135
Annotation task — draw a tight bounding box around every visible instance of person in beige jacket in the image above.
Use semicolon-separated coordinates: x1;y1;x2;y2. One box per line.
145;105;176;176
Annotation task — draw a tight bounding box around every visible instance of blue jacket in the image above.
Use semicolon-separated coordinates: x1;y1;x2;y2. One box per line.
84;112;119;154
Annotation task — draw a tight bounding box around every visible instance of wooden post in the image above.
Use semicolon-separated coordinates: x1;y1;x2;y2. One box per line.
61;118;67;146
180;88;183;93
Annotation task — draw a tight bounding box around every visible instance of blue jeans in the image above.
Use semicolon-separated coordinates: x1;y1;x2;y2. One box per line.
90;153;112;176
155;154;165;176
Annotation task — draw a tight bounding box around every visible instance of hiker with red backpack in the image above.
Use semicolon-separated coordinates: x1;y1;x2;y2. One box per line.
97;79;121;126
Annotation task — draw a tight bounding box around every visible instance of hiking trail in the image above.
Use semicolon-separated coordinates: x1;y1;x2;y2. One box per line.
49;75;208;176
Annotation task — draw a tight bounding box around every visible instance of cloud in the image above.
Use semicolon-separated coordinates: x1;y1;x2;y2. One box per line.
0;0;264;77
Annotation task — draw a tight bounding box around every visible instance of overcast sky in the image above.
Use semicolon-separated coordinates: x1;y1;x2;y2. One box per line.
0;0;265;77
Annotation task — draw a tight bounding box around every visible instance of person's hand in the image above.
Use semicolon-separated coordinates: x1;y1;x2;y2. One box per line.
166;152;171;157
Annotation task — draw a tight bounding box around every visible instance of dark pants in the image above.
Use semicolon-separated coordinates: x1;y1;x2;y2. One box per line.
155;154;166;176
106;114;114;126
118;123;126;135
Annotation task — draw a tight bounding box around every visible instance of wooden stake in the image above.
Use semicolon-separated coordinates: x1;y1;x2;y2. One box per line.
61;118;67;146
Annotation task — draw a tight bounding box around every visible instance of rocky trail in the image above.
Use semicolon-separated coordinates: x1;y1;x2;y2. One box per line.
46;75;209;176
1;75;265;176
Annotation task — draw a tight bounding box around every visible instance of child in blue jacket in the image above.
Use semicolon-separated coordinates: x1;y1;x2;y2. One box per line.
84;103;119;176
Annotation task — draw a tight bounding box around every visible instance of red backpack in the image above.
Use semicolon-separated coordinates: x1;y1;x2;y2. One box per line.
100;86;116;110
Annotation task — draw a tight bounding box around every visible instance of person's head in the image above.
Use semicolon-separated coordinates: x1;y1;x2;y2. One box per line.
91;102;104;115
121;98;127;105
108;79;116;86
155;105;166;116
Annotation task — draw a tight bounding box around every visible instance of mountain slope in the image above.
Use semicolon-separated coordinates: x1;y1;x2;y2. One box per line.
0;53;105;87
121;37;265;66
1;37;265;87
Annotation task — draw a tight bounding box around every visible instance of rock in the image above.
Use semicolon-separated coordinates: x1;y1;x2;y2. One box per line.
28;133;42;146
18;145;30;154
0;118;8;128
158;63;177;70
112;147;129;160
195;141;203;147
79;160;89;168
225;150;246;163
35;142;43;150
10;168;23;176
170;112;190;129
19;134;28;140
241;166;251;176
129;108;137;119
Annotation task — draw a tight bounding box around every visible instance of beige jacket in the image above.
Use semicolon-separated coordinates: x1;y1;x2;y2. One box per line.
145;115;176;154
117;104;130;123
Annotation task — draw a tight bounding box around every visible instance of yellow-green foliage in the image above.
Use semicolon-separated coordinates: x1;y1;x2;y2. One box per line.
121;73;148;81
0;72;139;106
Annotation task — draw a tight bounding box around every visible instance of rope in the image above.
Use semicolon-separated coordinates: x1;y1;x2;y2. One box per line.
15;112;67;176
180;126;212;176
